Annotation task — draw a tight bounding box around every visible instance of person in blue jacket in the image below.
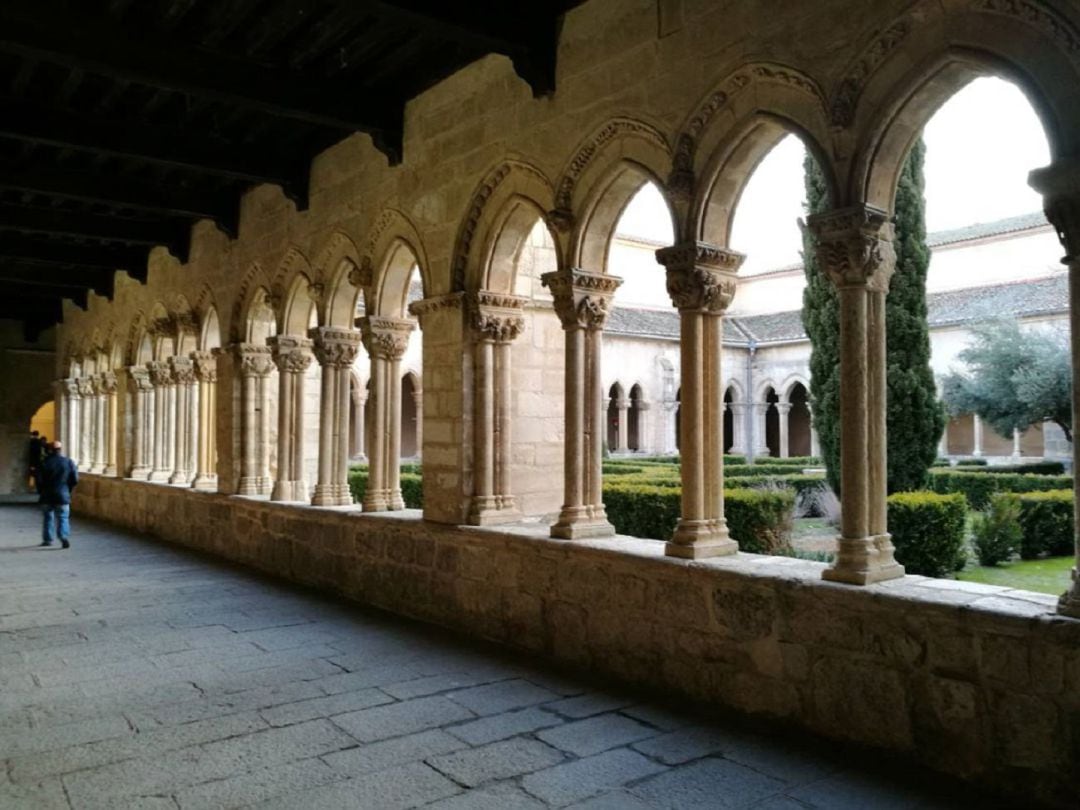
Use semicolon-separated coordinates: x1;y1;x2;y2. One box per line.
36;440;79;549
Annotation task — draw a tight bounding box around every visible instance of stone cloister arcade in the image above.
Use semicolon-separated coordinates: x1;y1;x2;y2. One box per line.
43;2;1080;802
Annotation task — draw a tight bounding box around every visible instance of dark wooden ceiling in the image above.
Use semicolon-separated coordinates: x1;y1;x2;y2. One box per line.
0;0;581;339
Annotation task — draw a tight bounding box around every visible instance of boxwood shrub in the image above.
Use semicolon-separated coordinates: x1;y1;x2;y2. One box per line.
886;491;967;577
926;470;1072;509
951;461;1065;476
346;466;423;508
1011;490;1073;559
602;482;795;553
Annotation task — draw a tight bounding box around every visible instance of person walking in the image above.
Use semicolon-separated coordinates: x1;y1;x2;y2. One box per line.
37;440;78;549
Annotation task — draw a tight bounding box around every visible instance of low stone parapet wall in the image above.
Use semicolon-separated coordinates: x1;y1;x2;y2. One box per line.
73;475;1080;807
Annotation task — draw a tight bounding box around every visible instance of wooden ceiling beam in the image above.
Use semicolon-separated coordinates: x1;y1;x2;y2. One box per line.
0;202;187;249
0;2;401;137
0;97;304;196
0;235;151;273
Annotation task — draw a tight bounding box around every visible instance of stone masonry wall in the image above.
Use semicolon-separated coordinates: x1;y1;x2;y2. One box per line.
73;475;1080;808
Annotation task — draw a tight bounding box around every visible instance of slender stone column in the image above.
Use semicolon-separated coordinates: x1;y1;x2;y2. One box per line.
60;379;80;464
87;376;106;473
466;292;526;525
269;336;314;502
657;242;742;557
728;402;748;455
412;388;424;459
169;357;195;484
1012;428;1022;459
191;351;218;491
972;414;984;458
310;327;363;506
939;417;949;458
146;362;173;482
74;378;93;469
126;367;152;479
543;268;622;539
808;204;903;585
754;402;771;457
352;387;367;460
232;344;274;496
807;404;821;459
615;398;630;452
101;372;119;476
1029;166;1080;617
777;402;792;458
359;316;414;511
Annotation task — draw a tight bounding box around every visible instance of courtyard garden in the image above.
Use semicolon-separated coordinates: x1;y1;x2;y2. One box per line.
348;455;1074;596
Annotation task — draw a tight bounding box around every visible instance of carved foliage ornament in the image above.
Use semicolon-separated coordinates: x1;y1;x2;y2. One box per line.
232;344;274;378
311;327;363;368
807;206;895;290
469;291;527;343
62;378;81;397
169;357;197;386
269;336;314;374
541;268;622;330
191;351;218;383
99;372;119;394
829;19;912;127
657;242;743;313
127;366;153;391
147;361;172;387
360;316;414;361
77;377;97;397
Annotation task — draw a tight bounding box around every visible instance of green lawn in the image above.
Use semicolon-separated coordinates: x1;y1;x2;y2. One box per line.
957;555;1073;595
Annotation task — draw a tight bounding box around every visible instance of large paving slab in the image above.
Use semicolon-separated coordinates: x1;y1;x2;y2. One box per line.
0;505;1011;809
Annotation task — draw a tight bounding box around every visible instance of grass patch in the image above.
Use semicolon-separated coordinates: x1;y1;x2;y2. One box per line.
957;555;1073;595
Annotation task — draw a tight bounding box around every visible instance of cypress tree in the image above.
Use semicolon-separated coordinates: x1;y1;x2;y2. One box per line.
801;137;944;494
886;138;945;490
800;153;841;492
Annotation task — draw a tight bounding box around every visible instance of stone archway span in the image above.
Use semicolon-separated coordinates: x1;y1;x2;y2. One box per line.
559;116;676;273
362;209;431;317
314;231;364;328
780;374;811;404
271;248;317;335
452;159;559;294
681;62;835;248
843;1;1080;210
229;263;272;344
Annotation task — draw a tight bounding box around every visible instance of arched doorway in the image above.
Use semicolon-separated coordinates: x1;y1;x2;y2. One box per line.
29;400;55;445
787;383;812;457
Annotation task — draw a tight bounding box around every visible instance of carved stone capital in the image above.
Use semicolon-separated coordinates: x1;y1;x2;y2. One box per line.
147;361;173;387
231;343;275;378
126;366;153;392
468;291;527;343
310;326;363;368
360;316;414;361
191;351;218;383
408;293;465;323
776;403;793;415
656;241;743;313
169;356;196;386
76;377;97;397
541;267;622;331
61;377;81;398
99;372;119;395
268;335;314;374
348;260;374;289
1030;162;1080;262
807;205;895;291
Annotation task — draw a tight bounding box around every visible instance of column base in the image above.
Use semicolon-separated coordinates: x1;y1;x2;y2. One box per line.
128;466;151;481
103;465;117;477
148;469;172;483
272;480;307;502
191;474;218;492
1058;569;1080;618
88;463;106;474
550;505;615;539
666;520;738;559
388;489;405;511
238;476;262;496
311;484;346;507
363;489;389;512
169;471;192;485
822;534;905;585
467;503;522;526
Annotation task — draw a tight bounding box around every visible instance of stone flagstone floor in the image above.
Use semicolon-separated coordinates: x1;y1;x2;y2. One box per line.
0;504;1012;809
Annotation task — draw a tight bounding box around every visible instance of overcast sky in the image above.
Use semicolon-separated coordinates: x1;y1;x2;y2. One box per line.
617;77;1051;276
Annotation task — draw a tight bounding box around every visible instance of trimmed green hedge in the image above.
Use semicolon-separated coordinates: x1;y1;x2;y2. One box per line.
926;470;1072;509
602;482;795;553
887;491;967;577
952;461;1066;476
1011;490;1073;559
347;467;423;508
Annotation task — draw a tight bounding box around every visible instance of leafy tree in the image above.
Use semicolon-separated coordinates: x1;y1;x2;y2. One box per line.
801;137;943;493
942;319;1072;441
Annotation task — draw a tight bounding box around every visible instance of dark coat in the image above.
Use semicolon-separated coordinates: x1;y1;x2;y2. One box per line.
36;453;79;505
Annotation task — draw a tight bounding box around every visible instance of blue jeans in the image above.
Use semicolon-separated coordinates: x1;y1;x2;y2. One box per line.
42;504;70;544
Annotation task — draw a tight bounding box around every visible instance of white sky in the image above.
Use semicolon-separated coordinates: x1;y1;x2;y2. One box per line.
615;77;1051;277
